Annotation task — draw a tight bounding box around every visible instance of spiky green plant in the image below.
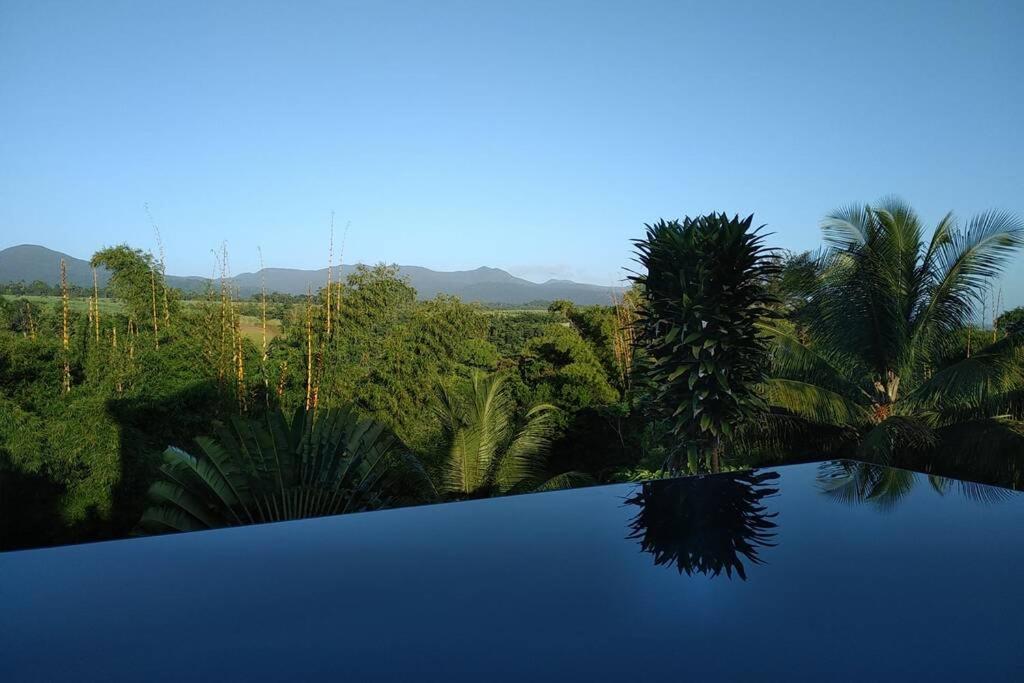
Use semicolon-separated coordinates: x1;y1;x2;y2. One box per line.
138;406;431;534
433;371;592;498
630;213;780;472
761;198;1024;485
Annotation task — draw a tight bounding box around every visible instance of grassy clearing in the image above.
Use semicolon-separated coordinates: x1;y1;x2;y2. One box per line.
15;295;124;315
481;308;551;316
238;315;282;343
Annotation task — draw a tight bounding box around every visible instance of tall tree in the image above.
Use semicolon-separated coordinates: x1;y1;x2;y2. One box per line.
631;213;779;472
91;245;177;326
761;198;1024;484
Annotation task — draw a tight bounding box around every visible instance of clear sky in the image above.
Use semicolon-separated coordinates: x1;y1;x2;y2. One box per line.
1;1;1022;300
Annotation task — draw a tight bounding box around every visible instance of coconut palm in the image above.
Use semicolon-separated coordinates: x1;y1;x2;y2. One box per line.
759;197;1024;485
138;406;431;534
433;371;593;498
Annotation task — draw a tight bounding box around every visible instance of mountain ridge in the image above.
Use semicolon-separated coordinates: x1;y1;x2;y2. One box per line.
0;244;621;306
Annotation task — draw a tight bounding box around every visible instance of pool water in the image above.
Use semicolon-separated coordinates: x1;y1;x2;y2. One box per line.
2;460;1022;680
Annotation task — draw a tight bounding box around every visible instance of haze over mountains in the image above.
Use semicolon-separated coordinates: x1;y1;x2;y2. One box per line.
0;245;621;306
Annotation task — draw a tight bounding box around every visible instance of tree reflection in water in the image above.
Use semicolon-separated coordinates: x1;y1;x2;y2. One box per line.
625;470;780;580
817;460;1014;509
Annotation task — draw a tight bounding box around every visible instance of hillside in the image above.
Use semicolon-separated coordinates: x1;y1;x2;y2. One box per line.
0;244;620;306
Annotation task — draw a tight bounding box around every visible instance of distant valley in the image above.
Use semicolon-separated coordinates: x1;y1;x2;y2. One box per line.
0;244;621;306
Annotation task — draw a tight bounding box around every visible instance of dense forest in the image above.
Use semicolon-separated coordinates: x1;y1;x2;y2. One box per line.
2;199;1023;551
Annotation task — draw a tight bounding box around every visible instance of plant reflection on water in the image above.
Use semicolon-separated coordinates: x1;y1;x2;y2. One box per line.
817;460;1015;508
625;470;780;580
625;460;1014;583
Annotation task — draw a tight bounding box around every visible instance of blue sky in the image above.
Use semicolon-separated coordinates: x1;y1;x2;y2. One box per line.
1;0;1022;301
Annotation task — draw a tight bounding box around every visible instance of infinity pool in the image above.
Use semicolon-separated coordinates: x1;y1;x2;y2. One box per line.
2;460;1021;680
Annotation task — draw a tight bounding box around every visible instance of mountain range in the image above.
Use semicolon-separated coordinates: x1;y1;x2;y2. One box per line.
0;245;621;306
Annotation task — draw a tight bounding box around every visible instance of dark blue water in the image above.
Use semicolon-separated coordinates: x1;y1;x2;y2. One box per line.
2;461;1022;681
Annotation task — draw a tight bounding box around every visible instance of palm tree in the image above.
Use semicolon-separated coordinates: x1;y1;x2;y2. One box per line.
138;406;431;534
759;197;1024;485
432;371;593;498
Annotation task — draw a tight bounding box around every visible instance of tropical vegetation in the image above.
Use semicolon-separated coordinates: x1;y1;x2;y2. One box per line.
2;197;1022;551
758;199;1024;485
139;406;428;533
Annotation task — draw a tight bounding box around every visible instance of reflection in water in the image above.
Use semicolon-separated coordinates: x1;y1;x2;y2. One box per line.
625;471;780;580
817;461;1014;509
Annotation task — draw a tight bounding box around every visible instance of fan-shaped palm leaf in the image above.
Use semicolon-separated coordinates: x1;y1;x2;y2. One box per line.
138;406;426;534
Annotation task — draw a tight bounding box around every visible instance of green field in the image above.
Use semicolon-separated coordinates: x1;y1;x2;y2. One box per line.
17;294;124;315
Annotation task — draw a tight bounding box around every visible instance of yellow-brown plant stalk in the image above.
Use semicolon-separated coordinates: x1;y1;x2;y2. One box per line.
305;289;314;410
611;289;637;390
60;259;71;393
150;269;160;349
24;301;36;340
92;267;101;343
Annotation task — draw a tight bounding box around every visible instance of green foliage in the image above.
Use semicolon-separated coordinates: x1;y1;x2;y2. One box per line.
996;306;1024;335
631;213;780;471
139;406;429;533
809;199;1022;400
564;305;621;381
487;310;558;357
5;254;622;550
91;245;177;323
8;204;1022;552
761;198;1024;480
432;371;592;498
518;324;619;419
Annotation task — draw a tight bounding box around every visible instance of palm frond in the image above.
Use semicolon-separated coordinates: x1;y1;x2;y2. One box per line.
907;336;1024;423
932;417;1024;487
761;324;869;401
496;403;558;492
817;461;916;510
857;416;936;465
726;410;857;462
528;471;596;493
434;370;564;498
913;210;1024;357
821;203;873;250
760;378;870;427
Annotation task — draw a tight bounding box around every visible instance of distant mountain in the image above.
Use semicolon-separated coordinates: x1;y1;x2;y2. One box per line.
0;245;621;306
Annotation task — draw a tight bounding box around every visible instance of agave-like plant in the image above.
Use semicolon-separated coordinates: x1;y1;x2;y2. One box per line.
138;406;432;534
630;213;780;472
760;198;1024;485
433;371;593;498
